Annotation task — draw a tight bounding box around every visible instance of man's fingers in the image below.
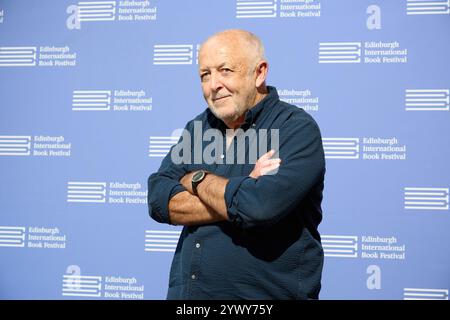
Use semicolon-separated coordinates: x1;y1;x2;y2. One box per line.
260;163;280;175
258;149;276;162
260;161;280;174
250;151;281;178
265;161;280;169
259;158;281;168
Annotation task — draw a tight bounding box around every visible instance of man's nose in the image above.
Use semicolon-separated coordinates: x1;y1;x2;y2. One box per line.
209;73;223;92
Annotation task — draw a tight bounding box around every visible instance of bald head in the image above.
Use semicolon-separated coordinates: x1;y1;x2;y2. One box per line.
199;29;266;70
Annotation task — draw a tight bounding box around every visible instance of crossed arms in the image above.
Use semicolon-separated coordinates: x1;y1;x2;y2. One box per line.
148;116;325;229
168;150;281;226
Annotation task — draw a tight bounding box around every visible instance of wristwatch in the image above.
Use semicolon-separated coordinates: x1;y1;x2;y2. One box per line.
191;170;208;195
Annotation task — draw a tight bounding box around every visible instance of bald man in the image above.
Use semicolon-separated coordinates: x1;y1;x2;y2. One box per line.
148;30;325;300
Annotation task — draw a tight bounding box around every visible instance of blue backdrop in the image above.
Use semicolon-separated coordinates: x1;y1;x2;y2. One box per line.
0;0;449;300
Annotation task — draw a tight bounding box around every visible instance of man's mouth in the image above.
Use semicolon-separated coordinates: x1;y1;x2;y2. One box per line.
212;95;231;102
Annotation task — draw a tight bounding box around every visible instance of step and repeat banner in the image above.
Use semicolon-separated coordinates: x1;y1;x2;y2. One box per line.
0;0;449;300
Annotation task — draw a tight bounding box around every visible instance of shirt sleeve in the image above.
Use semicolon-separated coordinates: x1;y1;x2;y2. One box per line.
147;123;192;225
224;113;325;229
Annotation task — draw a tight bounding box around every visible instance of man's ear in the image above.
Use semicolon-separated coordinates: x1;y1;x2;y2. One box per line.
255;61;268;88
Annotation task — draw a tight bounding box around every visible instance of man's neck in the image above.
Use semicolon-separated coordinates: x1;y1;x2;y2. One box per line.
224;86;269;129
224;114;246;130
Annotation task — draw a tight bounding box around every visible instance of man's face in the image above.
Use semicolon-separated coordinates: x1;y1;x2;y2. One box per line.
198;39;257;122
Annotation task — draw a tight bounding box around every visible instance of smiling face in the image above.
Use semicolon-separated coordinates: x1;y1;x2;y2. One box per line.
198;32;266;127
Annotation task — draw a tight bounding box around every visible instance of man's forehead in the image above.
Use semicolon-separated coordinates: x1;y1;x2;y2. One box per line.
199;41;247;68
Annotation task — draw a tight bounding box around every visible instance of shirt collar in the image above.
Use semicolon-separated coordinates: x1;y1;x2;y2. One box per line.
243;85;279;128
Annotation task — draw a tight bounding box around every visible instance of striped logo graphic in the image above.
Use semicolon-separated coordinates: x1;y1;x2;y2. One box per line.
404;187;449;210
319;42;361;64
67;182;107;203
77;1;116;22
153;45;194;65
236;0;278;18
406;0;450;15
322;235;358;258
195;44;200;65
144;230;181;252
72;90;111;111
405;89;449;111
0;46;37;67
0;135;31;156
322;138;360;159
0;226;26;248
404;288;449;300
148;136;179;157
62;274;102;297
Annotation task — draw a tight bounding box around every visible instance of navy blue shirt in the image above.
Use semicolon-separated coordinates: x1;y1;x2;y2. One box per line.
147;86;325;299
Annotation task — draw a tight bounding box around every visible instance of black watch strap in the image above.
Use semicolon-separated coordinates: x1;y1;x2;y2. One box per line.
192;170;207;195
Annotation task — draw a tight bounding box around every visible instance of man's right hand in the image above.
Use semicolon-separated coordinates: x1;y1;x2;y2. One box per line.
249;149;281;179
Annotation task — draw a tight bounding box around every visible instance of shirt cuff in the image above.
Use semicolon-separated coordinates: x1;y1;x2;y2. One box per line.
166;184;187;225
150;181;186;225
224;176;251;226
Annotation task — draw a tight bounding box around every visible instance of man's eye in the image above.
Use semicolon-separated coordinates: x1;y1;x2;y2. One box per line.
220;68;232;76
201;73;210;81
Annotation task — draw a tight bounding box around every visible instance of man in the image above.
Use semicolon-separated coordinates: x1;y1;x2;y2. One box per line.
148;29;325;299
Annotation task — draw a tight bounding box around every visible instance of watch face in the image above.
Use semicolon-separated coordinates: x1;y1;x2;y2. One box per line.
192;171;205;182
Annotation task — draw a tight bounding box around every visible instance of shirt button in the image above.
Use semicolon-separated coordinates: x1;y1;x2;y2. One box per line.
195;243;201;248
220;154;224;159
191;274;196;280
